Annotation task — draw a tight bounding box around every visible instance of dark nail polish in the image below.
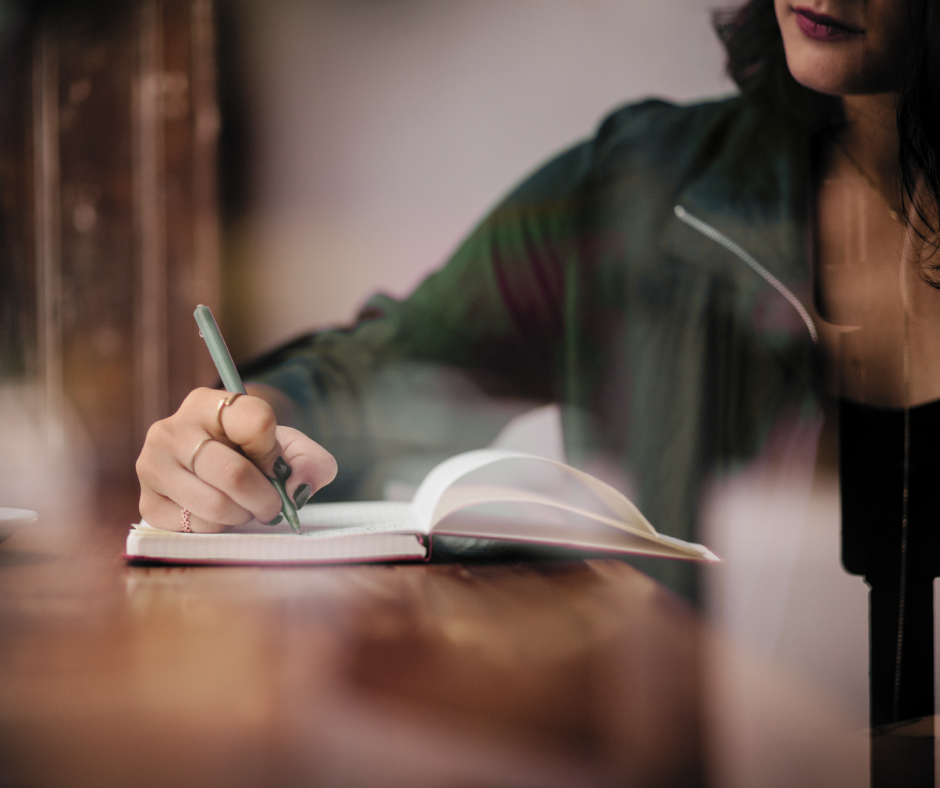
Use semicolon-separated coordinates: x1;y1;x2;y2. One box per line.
273;456;292;482
293;484;312;508
265;514;283;526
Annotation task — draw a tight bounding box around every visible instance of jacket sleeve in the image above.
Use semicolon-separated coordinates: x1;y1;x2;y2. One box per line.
243;139;596;501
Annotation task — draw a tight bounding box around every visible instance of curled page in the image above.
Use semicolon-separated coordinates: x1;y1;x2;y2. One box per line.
411;449;656;535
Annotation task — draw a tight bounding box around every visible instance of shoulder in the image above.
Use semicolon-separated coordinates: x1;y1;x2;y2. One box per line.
503;95;801;208
591;95;806;182
594;95;745;147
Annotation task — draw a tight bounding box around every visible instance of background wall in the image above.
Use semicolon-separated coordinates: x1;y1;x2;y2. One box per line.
223;0;734;358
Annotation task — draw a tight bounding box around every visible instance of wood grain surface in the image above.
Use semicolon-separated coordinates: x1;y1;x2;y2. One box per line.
0;491;871;788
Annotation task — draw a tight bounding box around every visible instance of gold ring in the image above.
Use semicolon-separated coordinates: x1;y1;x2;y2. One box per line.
216;392;243;439
189;436;214;474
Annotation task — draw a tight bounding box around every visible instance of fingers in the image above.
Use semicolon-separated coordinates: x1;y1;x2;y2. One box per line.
216;393;285;476
171;388;286;478
275;426;338;504
140;488;237;534
136;387;338;532
214;398;338;502
189;438;284;520
139;431;282;532
138;388;282;531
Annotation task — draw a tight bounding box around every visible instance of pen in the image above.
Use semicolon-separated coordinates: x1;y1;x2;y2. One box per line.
194;304;302;533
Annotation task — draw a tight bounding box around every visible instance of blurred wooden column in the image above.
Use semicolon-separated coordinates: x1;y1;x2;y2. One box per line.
28;0;220;490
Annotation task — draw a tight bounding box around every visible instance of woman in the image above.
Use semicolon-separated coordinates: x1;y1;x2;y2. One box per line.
137;0;940;727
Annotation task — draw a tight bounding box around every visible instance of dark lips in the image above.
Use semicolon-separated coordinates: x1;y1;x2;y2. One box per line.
793;6;863;42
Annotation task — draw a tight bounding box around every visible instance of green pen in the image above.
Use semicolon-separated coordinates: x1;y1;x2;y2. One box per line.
194;304;302;533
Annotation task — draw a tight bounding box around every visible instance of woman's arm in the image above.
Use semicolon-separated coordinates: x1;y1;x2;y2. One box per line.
136;129;598;527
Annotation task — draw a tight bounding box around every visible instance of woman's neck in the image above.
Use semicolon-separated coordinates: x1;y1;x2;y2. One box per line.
839;93;902;207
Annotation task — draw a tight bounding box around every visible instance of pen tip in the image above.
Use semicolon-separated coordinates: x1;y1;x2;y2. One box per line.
291;512;302;532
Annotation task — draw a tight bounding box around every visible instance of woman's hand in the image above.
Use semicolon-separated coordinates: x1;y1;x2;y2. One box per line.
136;387;337;532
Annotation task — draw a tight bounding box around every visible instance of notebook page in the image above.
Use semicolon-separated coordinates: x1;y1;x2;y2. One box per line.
427;484;716;561
430;484;655;537
298;501;420;531
431;510;716;561
411;449;656;535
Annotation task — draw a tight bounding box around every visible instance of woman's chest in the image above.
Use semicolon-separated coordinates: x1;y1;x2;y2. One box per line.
815;165;940;407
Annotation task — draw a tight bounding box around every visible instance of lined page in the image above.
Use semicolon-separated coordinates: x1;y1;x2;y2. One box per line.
298;501;420;531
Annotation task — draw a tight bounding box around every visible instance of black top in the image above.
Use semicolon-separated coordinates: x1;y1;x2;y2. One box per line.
840;398;940;725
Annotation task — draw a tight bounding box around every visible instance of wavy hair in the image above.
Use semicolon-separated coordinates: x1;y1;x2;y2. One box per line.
715;0;940;257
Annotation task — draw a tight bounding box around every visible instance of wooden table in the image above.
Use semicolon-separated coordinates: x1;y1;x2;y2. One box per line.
0;492;873;787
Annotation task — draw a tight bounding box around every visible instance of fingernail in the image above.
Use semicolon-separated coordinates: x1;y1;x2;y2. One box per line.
265;514;283;526
273;456;292;482
293;484;312;508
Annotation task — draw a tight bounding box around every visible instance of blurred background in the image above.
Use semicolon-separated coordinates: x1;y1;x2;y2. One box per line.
0;0;732;510
221;0;733;356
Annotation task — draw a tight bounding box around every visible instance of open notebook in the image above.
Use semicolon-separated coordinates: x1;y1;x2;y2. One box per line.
126;449;718;565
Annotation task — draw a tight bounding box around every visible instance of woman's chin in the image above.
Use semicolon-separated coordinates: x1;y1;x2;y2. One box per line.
790;74;852;98
786;58;892;99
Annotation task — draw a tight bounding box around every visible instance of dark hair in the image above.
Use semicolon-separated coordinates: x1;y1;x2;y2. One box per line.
714;0;940;254
897;0;940;246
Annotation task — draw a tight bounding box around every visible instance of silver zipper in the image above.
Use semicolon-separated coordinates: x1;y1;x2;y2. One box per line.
674;205;818;344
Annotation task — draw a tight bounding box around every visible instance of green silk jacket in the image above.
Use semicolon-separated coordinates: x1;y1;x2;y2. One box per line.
246;95;826;599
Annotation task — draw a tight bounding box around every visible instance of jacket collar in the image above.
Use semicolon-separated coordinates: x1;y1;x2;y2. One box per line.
660;102;816;290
